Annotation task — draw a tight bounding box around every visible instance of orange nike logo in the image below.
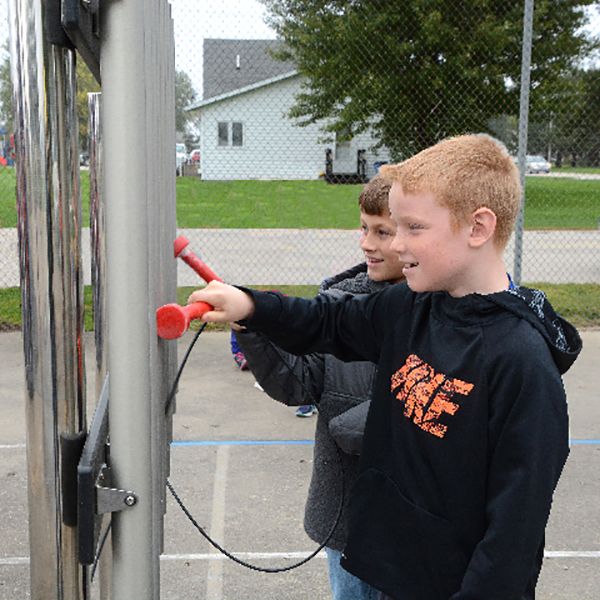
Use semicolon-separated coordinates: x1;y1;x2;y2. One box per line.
390;354;474;438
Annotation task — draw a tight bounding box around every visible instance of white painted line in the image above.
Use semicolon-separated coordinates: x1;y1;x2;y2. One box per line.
161;551;327;562
0;444;26;449
545;551;600;558
206;445;229;600
2;550;598;567
0;557;30;565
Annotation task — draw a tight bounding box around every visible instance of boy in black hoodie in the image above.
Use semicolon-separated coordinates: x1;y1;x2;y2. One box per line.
188;134;582;599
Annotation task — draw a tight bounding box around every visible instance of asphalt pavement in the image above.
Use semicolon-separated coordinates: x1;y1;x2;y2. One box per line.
1;329;599;599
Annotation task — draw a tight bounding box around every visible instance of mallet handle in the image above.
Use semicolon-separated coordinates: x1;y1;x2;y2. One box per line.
156;237;222;339
183;301;213;321
174;235;223;283
180;252;222;283
156;301;213;340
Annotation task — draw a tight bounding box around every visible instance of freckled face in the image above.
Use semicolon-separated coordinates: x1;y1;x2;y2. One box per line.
388;183;473;296
359;211;404;283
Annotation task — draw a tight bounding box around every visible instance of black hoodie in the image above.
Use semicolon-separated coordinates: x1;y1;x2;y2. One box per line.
241;282;582;600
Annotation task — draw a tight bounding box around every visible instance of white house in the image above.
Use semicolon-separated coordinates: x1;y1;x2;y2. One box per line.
188;39;390;181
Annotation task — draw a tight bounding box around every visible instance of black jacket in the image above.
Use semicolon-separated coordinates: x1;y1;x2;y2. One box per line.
236;263;390;550
240;283;582;600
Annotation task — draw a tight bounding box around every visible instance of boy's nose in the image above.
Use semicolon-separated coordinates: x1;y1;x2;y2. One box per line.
359;232;374;251
390;232;406;254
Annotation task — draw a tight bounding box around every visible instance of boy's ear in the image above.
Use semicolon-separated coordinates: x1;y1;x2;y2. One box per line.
468;207;497;248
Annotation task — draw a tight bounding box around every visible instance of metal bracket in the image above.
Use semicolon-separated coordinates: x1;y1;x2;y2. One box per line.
62;0;102;83
46;1;102;82
78;375;139;564
95;466;137;514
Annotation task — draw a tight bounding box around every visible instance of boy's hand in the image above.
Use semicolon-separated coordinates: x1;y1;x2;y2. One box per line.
187;281;255;323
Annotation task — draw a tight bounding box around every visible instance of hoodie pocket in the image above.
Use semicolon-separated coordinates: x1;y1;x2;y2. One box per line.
346;468;468;598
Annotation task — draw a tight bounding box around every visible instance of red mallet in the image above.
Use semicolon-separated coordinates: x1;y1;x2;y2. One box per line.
174;235;223;283
156;301;212;340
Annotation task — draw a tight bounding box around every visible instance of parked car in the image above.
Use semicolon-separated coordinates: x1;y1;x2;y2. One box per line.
176;143;187;175
79;152;89;167
188;148;201;163
526;155;551;174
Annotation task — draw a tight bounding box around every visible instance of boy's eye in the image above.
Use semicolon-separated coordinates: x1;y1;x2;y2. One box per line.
408;223;423;231
378;229;393;237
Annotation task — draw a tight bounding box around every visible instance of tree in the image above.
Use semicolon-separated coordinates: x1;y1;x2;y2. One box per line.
531;67;600;167
175;69;197;138
262;0;598;159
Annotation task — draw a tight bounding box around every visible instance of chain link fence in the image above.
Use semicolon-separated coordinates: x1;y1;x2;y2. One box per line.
0;1;599;311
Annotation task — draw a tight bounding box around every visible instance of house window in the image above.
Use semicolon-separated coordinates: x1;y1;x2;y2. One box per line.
232;122;243;146
218;122;229;146
217;121;244;147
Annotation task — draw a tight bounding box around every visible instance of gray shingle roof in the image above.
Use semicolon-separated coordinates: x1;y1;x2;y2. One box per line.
203;39;296;100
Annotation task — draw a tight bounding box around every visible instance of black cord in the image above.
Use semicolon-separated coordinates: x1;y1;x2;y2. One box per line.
90;323;205;579
167;324;347;573
167;463;343;574
165;322;207;415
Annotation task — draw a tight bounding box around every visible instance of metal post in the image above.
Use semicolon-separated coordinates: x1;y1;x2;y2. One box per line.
513;0;535;284
101;1;176;597
88;91;113;600
9;0;86;597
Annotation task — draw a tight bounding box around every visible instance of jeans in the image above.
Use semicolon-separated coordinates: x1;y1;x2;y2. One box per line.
325;548;380;600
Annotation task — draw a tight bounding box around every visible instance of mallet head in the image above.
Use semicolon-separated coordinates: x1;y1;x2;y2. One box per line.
174;235;190;258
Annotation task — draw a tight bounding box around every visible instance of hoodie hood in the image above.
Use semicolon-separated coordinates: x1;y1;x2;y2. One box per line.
485;286;582;375
319;263;392;298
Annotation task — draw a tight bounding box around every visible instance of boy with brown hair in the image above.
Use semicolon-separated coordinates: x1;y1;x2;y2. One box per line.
235;175;403;600
189;134;582;599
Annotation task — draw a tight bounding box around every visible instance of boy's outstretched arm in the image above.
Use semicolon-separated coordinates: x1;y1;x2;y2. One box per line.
189;280;404;364
188;281;255;323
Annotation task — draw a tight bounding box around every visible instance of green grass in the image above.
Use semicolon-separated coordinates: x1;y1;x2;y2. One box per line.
177;177;600;230
554;166;600;175
527;283;600;329
175;179;362;228
0;287;21;331
523;177;600;229
1;170;598;229
1;283;598;331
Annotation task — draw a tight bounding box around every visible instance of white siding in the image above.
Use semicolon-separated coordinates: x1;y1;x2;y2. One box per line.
199;76;327;180
196;75;391;180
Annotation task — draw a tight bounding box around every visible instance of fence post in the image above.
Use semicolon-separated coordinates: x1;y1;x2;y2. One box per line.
513;0;535;284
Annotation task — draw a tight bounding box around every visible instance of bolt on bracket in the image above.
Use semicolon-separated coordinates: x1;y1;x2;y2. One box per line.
96;484;137;514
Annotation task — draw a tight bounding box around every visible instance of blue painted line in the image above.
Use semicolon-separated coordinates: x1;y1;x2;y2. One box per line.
172;439;314;447
570;439;600;446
